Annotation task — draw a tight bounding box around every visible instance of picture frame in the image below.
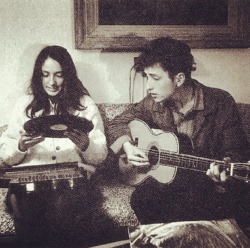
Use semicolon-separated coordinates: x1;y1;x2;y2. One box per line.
74;0;250;51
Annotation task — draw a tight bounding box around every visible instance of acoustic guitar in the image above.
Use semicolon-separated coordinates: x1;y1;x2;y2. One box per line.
119;119;250;186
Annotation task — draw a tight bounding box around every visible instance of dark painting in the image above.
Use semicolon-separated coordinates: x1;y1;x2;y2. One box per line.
99;0;228;25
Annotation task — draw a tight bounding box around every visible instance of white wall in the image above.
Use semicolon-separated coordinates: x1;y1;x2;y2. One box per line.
0;0;249;126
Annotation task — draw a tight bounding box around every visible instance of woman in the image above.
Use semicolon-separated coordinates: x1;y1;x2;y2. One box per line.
0;45;108;246
0;45;107;166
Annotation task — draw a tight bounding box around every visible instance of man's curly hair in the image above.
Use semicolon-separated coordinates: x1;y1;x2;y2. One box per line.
135;37;195;80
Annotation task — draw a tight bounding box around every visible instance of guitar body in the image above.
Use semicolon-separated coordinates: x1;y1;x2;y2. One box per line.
119;119;193;186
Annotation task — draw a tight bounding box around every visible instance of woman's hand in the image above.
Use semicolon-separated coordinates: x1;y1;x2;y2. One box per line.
123;141;149;166
18;131;45;152
64;129;89;151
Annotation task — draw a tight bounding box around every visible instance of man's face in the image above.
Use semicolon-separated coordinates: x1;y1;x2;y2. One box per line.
144;63;177;103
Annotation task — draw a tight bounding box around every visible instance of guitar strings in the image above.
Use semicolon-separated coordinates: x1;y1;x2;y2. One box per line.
137;147;250;171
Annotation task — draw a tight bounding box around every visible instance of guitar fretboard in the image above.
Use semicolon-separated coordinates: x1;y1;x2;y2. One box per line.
159;150;226;172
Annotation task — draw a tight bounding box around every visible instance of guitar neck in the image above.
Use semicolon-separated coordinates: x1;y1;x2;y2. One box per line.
128;119;249;183
159;150;225;172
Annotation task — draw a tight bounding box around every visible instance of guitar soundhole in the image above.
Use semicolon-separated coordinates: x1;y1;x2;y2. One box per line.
148;146;159;165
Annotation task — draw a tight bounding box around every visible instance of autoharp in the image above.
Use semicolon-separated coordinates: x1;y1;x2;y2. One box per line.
0;162;92;193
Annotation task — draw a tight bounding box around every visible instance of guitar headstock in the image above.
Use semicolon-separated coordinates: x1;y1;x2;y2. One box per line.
229;163;250;183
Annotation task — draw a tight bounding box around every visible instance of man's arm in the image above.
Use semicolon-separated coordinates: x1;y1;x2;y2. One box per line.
219;93;250;162
107;97;151;154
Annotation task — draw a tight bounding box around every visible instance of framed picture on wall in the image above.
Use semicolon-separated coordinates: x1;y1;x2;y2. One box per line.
74;0;250;51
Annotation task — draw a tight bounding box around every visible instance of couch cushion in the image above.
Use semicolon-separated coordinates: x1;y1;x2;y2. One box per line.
97;103;132;128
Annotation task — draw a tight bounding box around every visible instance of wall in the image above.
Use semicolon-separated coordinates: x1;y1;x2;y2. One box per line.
0;0;249;126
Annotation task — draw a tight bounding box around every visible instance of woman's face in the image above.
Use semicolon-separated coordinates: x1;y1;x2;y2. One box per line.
42;57;64;97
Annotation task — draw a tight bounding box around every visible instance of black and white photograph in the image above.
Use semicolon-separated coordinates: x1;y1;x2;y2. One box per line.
0;0;250;247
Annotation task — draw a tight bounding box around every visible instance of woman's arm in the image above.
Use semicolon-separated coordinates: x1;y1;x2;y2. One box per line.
77;96;108;166
0;96;32;166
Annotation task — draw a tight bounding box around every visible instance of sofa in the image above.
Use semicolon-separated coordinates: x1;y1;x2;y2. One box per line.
0;102;250;246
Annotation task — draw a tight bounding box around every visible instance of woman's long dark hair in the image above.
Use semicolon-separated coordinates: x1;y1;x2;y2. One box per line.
26;45;89;118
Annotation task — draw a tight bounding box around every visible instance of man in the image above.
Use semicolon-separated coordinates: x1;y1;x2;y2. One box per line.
108;37;250;234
